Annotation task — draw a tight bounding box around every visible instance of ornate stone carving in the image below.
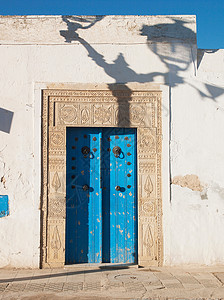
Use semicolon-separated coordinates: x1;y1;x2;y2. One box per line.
138;218;158;264
143;224;154;257
93;104;113;125
144;175;153;197
143;202;155;215
51;97;156;128
49;171;65;195
129;104;146;126
46;90;160;98
80;104;91;124
49;158;65;171
48;196;65;218
49;150;66;156
140;174;156;199
49;131;65;149
47;219;65;264
52;172;61;192
139;129;156;154
139;201;155;217
51;226;61;259
60;104;78;124
139;162;156;173
41;87;162;268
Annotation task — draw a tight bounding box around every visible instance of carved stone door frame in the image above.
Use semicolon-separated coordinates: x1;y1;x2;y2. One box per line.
40;83;163;268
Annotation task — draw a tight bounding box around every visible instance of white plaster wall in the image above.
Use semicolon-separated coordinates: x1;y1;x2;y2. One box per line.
0;15;223;268
166;50;224;265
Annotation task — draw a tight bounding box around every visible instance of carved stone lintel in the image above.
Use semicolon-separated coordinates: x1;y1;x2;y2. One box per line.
54;100;155;128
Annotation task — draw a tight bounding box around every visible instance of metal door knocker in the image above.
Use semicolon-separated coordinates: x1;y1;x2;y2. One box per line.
81;146;90;157
112;146;122;158
82;184;89;191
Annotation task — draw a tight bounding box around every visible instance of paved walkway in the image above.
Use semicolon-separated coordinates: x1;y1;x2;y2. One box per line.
0;265;224;299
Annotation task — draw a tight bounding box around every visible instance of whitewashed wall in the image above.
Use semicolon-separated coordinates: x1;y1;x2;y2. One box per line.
167;49;224;265
0;15;223;268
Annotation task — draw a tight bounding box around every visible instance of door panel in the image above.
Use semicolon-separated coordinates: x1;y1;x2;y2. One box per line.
66;127;137;264
66;127;102;264
102;128;137;263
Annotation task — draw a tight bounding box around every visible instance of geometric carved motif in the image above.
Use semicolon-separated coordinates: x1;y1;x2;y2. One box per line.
48;197;65;218
49;132;64;148
81;106;90;124
142;202;155;216
114;104;148;127
144;175;153;197
129;104;146;126
49;158;65;171
51;226;61;259
93;104;113;125
139;129;156;153
60;104;78;124
139;174;156;199
54;103;153;128
143;224;155;258
41;86;162;268
52;172;61;192
139;162;156;173
47;219;65;263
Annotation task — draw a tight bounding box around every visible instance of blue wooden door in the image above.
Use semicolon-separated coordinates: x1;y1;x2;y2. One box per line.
102;128;137;263
66;127;137;264
66;127;102;264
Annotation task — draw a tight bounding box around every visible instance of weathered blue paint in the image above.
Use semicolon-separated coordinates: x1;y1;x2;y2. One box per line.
66;128;102;264
0;195;9;217
66;127;137;264
102;128;137;263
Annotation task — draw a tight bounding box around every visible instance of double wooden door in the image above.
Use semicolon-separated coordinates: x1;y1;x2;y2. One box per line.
66;127;137;264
